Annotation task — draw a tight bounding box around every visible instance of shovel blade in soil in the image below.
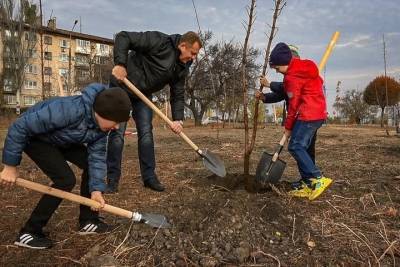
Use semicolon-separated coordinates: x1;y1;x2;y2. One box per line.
255;151;286;186
201;149;226;177
140;213;171;228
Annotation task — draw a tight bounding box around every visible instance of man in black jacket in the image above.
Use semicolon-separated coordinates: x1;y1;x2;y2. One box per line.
107;31;202;193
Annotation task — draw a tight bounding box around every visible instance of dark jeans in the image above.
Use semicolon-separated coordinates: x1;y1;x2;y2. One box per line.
288;120;323;181
107;97;156;183
22;140;98;234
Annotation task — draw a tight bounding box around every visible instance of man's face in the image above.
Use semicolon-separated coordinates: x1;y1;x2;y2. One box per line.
178;41;200;63
271;65;288;74
95;112;120;132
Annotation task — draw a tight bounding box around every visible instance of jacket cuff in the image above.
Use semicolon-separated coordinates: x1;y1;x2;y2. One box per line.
270;82;282;93
2;151;21;166
89;183;106;194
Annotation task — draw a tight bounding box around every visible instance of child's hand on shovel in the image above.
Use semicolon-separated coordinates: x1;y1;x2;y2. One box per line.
0;165;18;188
284;129;292;138
91;191;105;211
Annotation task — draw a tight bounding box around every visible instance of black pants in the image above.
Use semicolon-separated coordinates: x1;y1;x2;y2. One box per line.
21;140;98;234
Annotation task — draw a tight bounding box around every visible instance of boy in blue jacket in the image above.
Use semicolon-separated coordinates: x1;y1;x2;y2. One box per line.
0;84;131;249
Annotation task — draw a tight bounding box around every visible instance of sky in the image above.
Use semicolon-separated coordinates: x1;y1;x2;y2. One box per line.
41;0;400;114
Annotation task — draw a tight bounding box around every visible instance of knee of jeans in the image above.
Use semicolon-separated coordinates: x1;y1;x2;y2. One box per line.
137;124;153;138
54;174;76;191
288;142;300;155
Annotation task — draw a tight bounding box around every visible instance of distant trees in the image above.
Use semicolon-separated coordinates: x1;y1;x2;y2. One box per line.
0;0;39;105
333;89;370;124
364;76;400;127
184;31;260;126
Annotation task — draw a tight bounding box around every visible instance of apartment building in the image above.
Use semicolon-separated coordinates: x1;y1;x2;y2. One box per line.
1;17;114;110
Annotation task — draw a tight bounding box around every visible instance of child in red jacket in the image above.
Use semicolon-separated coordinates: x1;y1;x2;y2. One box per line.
266;42;332;200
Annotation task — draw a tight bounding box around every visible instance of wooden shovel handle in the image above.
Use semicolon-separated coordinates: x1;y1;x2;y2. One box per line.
272;134;288;162
122;78;199;151
15;178;133;219
319;31;340;72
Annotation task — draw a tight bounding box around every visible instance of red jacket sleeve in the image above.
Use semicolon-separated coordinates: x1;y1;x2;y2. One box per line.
283;76;303;130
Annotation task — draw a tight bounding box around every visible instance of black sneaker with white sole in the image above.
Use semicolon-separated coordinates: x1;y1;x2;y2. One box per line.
79;219;112;235
14;232;53;249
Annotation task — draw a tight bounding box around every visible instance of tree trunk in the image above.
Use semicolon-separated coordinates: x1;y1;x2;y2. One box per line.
380;106;385;128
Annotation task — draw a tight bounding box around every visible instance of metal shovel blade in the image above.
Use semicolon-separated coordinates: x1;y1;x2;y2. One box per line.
140;213;172;228
255;151;286;185
200;149;226;177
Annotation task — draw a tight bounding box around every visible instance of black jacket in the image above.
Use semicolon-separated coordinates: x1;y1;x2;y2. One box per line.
113;31;191;120
262;81;289;110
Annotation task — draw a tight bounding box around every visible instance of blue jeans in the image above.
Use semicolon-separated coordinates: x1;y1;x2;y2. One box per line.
288;120;324;181
107;97;156;183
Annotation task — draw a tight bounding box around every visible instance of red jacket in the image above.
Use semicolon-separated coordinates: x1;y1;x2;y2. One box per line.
283;58;327;130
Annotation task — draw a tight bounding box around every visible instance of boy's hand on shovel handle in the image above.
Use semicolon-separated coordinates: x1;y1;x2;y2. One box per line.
0;165;18;187
284;129;292;138
91;191;105;211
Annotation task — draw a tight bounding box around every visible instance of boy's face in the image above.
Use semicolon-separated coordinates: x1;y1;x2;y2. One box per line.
94;112;120;132
271;65;288;74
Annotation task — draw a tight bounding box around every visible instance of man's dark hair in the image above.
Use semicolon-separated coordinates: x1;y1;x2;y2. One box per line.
180;31;202;48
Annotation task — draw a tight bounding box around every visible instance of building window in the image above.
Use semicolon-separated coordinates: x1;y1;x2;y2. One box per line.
44;36;52;45
77;69;90;80
24;32;37;42
44;51;52;60
99;44;109;52
25;64;38;74
44;82;51;91
24;80;38;89
60;39;69;48
3;79;13;92
44;67;52;76
4;94;17;104
77;39;90;48
24;96;38;106
95;56;109;65
75;54;89;65
59;68;69;78
27;49;38;58
59;53;69;62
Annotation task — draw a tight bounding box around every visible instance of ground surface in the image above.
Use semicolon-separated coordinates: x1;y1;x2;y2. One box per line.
0;124;399;266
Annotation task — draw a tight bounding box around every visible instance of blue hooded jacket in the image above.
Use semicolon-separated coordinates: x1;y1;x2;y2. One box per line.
2;83;110;192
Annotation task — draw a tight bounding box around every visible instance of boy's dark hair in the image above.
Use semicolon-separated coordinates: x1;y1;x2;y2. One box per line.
93;87;132;122
180;31;203;48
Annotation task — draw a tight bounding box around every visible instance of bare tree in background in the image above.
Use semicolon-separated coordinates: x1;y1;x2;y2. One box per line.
185;31;219;126
245;0;286;177
0;0;38;108
74;46;113;93
241;0;256;180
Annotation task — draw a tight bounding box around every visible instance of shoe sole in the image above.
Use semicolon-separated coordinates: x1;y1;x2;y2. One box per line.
309;179;333;201
14;241;49;249
78;231;99;236
289;191;312;198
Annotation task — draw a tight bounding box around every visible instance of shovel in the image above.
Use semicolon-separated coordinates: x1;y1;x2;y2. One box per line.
122;78;226;178
255;31;340;185
255;134;288;185
15;178;171;228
